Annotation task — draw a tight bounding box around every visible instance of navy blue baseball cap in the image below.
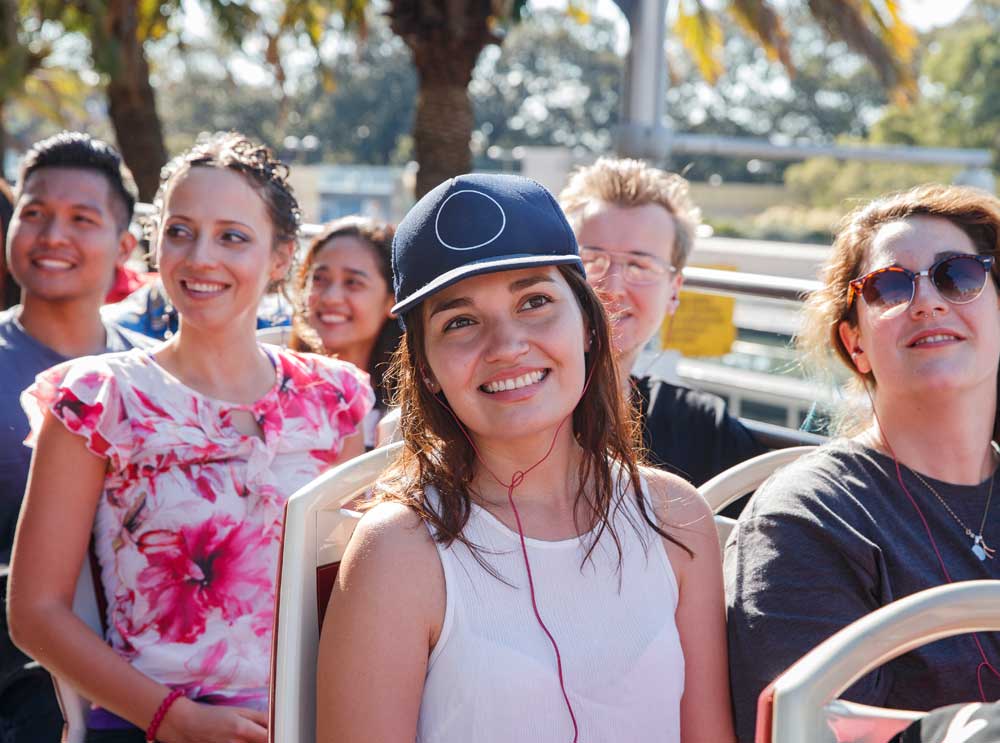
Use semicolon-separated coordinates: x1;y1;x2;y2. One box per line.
391;173;584;317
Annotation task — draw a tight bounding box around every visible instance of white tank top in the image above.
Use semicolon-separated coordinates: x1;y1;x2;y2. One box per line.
417;474;684;743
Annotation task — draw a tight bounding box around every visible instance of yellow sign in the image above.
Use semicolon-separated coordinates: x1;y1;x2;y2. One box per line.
661;264;736;358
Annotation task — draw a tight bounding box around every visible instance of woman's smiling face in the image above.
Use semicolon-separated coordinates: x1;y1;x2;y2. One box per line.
840;214;1000;399
421;265;589;442
155;166;290;334
304;236;394;360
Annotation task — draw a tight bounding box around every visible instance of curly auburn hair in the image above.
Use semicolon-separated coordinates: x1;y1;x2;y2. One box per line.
290;216;401;408
799;183;1000;434
372;265;692;568
149;131;301;258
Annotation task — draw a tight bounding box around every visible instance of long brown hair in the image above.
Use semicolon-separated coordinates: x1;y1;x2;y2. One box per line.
290;216;400;407
373;264;691;566
799;183;1000;435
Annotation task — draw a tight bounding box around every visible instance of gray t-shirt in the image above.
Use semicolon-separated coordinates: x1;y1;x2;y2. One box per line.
725;439;1000;742
0;306;152;563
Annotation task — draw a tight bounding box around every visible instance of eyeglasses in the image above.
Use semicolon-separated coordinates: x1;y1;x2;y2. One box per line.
581;247;676;286
847;254;995;318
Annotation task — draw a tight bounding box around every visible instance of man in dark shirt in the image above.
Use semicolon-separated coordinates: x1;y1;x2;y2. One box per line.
559;158;762;486
0;132;151;743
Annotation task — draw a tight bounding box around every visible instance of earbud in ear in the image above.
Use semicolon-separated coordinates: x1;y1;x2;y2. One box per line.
423;376;439;393
849;347;871;374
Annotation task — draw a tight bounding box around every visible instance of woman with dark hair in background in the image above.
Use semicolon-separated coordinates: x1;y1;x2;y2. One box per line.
290;216;400;449
726;184;1000;741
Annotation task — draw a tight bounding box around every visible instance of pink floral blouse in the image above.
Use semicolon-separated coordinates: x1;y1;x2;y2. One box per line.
23;345;374;709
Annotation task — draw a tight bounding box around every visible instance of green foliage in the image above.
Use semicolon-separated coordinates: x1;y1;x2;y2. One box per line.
707;205;841;244
869;1;1000;166
782;0;1000;213
783;155;957;211
664;6;891;183
471;10;621;155
156;19;417;165
672;0;916;100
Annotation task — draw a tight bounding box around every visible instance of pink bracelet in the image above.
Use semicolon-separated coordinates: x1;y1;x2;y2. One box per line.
146;688;185;743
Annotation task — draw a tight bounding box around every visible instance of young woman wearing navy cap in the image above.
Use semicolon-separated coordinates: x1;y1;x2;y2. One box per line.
317;173;735;743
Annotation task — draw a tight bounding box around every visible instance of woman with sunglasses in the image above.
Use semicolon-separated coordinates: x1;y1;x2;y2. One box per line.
725;184;1000;742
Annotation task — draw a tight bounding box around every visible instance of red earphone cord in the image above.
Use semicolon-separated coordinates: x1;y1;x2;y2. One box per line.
871;406;1000;700
430;366;596;743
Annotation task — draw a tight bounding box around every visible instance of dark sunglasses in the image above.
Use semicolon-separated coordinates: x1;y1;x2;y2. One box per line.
847;254;995;318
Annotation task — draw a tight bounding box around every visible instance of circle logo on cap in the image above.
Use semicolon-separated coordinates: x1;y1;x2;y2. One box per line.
434;189;507;251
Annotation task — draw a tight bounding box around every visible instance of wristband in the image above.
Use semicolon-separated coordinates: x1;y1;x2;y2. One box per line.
146;688;185;743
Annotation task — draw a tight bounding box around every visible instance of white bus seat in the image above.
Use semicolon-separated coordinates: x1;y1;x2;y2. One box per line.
757;580;1000;743
714;515;737;546
699;446;817;514
256;325;294;347
700;446;816;552
268;441;403;743
376;406;402;447
52;553;105;743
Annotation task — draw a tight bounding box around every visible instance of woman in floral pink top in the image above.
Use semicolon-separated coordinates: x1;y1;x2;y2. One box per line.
8;133;374;743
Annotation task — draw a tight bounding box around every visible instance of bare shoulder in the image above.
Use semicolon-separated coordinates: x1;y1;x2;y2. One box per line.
639;465;715;533
342;501;439;578
638;465;721;579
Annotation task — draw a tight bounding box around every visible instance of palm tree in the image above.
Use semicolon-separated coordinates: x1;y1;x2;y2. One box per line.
19;0;260;200
374;0;917;196
670;0;916;100
385;0;529;196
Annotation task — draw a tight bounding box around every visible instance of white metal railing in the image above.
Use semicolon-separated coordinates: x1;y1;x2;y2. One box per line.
682;266;821;302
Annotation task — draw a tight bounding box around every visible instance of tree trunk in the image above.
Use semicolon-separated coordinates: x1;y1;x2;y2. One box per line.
412;79;476;198
104;0;168;203
403;24;492;197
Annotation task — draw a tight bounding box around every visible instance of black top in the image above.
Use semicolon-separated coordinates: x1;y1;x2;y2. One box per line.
632;375;764;488
725;440;1000;742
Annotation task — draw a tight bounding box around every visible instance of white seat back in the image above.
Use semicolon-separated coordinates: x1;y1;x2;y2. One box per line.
700;446;817;514
269;441;403;743
376;406;402;446
701;446;816;553
761;580;1000;743
53;557;104;743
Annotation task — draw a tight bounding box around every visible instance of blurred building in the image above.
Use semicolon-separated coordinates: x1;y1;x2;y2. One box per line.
287;164;414;226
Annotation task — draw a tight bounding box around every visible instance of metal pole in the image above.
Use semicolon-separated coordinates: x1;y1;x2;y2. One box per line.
614;0;672;160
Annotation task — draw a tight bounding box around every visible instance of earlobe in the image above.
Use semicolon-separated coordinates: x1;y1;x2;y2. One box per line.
117;230;138;266
270;241;295;281
668;272;683;314
838;320;871;374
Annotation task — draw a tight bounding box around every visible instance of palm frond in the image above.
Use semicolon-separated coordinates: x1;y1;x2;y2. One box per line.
806;0;916;102
727;0;792;73
673;0;725;84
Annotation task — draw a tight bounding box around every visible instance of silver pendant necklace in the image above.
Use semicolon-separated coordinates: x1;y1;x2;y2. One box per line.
909;464;997;561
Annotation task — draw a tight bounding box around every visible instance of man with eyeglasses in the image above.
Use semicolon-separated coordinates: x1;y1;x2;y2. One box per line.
559;158;763;488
